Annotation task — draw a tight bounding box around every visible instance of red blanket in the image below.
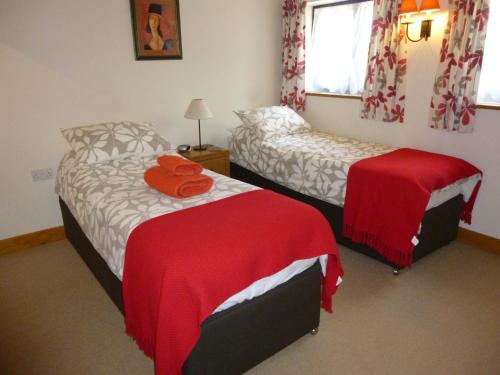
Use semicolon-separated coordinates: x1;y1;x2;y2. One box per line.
343;148;482;267
123;190;343;375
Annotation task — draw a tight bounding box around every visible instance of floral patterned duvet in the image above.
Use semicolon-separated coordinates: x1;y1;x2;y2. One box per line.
229;128;395;207
56;151;258;279
228;127;480;210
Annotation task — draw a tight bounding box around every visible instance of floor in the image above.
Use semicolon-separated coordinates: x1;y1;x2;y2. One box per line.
0;240;499;375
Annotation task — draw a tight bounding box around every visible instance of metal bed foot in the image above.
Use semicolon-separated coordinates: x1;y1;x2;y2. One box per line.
311;328;319;335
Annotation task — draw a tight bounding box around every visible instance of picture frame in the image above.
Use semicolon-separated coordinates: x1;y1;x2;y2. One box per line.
130;0;183;60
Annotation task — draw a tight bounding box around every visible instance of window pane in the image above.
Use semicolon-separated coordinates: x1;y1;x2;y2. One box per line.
477;0;500;104
307;1;373;95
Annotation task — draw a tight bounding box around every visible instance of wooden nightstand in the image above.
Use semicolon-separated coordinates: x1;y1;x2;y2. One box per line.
181;146;230;176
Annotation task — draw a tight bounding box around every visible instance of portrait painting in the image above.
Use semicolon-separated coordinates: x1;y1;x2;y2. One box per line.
130;0;182;60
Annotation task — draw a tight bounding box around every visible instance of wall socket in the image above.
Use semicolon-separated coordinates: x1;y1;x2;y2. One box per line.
31;168;54;182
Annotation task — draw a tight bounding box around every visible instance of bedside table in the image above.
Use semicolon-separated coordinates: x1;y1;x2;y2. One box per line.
181;146;230;176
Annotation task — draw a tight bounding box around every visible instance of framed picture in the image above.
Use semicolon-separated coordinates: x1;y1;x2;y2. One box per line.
130;0;183;60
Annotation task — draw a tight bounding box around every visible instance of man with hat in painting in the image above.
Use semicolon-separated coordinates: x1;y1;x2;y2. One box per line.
144;3;173;51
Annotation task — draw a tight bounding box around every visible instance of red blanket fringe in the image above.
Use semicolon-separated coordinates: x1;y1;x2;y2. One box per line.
460;180;482;224
125;323;155;359
343;225;413;267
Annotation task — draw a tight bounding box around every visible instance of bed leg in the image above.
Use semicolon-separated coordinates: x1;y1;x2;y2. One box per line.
392;268;400;276
311;328;319;335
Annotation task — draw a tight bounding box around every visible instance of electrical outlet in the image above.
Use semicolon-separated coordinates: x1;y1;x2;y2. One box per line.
32;168;54;182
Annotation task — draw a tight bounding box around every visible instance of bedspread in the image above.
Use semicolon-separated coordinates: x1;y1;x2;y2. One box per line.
230;128;394;205
55;151;258;279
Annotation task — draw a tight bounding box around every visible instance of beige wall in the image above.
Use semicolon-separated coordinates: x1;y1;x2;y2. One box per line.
0;0;282;239
304;11;500;239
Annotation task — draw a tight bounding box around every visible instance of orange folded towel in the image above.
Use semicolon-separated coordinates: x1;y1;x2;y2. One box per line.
145;166;213;198
157;155;203;176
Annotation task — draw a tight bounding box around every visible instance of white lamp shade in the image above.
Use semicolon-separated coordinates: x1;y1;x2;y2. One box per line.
184;99;214;120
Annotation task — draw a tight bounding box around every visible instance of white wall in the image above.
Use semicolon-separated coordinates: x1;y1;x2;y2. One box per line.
304;11;500;239
0;0;282;239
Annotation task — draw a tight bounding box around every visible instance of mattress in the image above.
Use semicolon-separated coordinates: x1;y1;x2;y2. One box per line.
56;151;334;314
228;128;481;210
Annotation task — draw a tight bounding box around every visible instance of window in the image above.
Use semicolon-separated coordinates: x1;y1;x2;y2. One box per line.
306;0;373;95
477;0;500;105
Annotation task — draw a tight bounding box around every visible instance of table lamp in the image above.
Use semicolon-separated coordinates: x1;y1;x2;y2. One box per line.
184;99;214;151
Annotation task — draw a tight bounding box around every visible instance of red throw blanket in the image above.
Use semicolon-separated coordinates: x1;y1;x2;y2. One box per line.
343;148;482;267
123;190;343;375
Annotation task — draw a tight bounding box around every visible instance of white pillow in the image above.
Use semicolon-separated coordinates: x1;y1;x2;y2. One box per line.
61;121;171;164
233;106;311;140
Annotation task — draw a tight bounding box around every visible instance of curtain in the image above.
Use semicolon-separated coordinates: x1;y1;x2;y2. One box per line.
477;0;498;104
360;0;407;123
308;1;373;95
280;0;307;112
429;0;490;133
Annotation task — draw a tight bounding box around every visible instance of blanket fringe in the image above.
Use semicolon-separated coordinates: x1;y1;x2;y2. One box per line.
125;320;155;359
343;225;413;268
460;180;482;225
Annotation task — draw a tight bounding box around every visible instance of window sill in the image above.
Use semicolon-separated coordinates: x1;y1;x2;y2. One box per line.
306;91;361;100
304;94;499;111
477;103;500;111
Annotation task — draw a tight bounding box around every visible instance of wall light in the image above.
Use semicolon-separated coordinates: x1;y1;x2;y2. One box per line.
400;0;441;42
400;0;419;15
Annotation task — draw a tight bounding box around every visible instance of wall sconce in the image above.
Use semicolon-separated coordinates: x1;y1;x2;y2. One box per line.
400;0;440;42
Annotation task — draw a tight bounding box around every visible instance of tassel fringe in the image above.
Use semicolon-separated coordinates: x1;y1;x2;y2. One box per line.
460;180;482;225
343;225;413;267
125;320;155;359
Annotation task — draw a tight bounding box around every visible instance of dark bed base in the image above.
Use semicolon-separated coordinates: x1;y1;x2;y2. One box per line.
230;162;462;270
59;197;322;375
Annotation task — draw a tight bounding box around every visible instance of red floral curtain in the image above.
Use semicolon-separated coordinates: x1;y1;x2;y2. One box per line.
429;0;490;133
360;0;407;123
280;0;307;112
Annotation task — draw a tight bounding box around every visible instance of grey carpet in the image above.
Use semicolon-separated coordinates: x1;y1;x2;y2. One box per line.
0;240;499;375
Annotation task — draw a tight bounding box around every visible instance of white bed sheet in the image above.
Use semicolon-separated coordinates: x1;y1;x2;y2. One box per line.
216;255;335;313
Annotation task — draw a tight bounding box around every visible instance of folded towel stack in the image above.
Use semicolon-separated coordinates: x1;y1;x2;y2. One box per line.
144;155;213;198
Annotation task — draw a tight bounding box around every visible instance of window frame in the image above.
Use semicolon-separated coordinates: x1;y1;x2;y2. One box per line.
311;0;372;26
475;0;500;110
306;0;373;98
476;103;500;111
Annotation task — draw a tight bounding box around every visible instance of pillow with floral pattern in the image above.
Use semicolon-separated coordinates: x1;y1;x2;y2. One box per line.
233;106;311;140
61;121;171;164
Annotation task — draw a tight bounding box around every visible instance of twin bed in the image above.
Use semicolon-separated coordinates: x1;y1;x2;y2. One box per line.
56;121;342;374
229;106;481;271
